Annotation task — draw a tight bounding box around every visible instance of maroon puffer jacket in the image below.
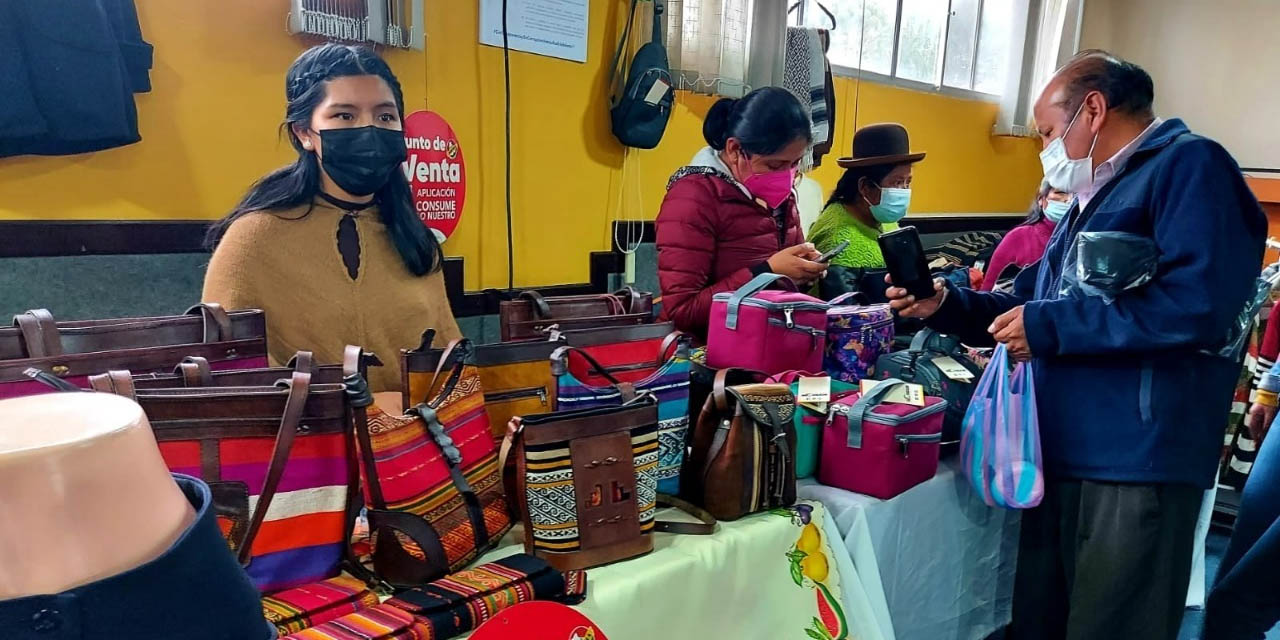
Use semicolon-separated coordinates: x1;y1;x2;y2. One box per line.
656;167;804;339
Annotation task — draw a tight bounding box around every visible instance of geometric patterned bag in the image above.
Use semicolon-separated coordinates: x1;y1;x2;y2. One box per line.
355;338;512;588
261;575;381;636
507;397;662;572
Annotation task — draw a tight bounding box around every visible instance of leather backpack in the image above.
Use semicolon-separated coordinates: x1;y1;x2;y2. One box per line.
684;371;797;520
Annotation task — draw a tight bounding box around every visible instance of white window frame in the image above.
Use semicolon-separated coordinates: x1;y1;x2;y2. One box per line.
791;0;1035;104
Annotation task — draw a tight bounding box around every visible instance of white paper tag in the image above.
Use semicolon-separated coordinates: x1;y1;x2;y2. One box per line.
643;78;671;105
932;356;975;381
859;379;926;406
797;376;831;405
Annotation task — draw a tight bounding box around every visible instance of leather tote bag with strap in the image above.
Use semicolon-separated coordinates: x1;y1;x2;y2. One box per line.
1;304;267;399
87;361;357;594
357;338;512;588
499;287;654;342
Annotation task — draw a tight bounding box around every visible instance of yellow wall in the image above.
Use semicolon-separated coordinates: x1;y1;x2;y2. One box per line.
0;0;1042;289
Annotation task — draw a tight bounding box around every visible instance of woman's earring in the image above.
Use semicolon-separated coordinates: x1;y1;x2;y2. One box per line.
302;141;313;150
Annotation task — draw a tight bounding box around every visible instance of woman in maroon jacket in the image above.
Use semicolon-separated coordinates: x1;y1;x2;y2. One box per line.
656;87;824;339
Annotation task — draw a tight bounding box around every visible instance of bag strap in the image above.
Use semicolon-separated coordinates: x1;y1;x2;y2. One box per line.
908;328;936;353
725;273;795;330
552;345;624;386
651;0;664;45
13;309;60;358
612;286;644;314
829;291;870;306
286;351;315;374
765;370;824;384
406;401;491;558
238;370;312;565
656;331;686;366
336;345;388;591
653;494;716;535
844;378;907;449
608;0;643;106
519;291;553;319
185;303;232;343
174;356;214;387
88;370;137;400
22;367;80;392
425;338;471;403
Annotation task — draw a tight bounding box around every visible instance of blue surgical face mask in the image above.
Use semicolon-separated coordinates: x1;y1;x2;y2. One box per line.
1043;198;1072;223
867;187;911;224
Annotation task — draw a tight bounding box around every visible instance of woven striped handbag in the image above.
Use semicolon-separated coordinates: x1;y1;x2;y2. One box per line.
550;332;690;495
355;338;512;588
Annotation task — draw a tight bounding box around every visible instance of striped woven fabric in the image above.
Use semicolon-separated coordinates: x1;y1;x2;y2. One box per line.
262;576;379;636
159;431;352;593
524;422;659;553
360;364;511;572
281;603;431;640
554;342;690;495
385;553;580;637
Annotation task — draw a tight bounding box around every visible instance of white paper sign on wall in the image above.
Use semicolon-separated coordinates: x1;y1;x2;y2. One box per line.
478;0;589;63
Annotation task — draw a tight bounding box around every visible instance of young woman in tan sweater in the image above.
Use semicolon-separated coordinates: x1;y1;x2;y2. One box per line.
203;44;460;393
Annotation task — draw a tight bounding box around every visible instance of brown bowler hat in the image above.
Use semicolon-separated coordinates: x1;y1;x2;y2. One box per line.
836;123;926;169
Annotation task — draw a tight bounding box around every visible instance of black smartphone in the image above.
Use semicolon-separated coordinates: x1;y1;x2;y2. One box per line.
816;239;851;264
877;226;936;300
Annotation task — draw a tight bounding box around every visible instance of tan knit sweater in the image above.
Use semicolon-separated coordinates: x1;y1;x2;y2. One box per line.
202;198;461;392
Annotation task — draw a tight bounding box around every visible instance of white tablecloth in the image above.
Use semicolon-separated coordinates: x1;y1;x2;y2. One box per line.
799;459;1021;640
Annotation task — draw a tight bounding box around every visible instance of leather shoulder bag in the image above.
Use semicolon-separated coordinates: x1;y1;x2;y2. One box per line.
498;287;654;342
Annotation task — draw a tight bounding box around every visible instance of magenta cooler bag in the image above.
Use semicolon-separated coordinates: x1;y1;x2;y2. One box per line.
706;273;828;375
1;305;268;399
819;378;947;499
824;292;894;383
959;344;1044;509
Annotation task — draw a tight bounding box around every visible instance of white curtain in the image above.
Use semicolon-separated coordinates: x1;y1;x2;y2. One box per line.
993;0;1085;136
666;0;787;97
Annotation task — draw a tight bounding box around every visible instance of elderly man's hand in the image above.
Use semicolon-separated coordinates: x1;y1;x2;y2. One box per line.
990;306;1032;361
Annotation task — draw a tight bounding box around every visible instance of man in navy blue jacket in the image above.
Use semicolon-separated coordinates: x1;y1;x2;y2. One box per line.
888;51;1267;640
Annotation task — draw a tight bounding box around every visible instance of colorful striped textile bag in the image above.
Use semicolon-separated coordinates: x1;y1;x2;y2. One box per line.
356;338;512;588
550;331;691;495
280;603;433;640
86;357;360;593
262;575;381;636
959;344;1044;509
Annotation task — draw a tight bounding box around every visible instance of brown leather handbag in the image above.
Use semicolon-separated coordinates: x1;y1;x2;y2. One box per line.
0;304;267;399
504;395;714;572
85;357;362;595
498;287;654;342
684;371;798;521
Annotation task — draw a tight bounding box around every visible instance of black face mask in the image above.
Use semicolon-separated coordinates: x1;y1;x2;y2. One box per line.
316;126;407;196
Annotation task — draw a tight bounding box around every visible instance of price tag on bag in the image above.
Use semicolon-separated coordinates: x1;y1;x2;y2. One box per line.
644;78;671;105
797;376;831;412
932;356;975;381
859;379;926;406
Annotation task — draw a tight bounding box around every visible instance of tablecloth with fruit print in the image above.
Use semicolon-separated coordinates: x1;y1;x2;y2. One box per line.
465;501;892;640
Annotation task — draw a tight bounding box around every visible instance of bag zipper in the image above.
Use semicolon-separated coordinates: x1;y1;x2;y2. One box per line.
824;400;948;427
485;386;548;406
895;433;942;456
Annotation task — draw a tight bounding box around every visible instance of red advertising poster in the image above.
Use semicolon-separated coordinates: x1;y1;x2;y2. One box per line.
470;602;608;640
401;110;465;243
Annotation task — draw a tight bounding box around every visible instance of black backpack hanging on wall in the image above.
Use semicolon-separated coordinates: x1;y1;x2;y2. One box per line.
609;0;674;149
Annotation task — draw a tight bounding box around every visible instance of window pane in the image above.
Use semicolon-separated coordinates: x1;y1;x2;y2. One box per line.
860;0;897;75
807;0;894;76
974;0;1012;94
941;0;980;89
896;0;948;84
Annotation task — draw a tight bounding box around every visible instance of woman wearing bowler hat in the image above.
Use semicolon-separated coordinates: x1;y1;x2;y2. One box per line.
809;123;925;272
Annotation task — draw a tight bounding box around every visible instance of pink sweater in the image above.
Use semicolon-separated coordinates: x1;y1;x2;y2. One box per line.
981;219;1056;291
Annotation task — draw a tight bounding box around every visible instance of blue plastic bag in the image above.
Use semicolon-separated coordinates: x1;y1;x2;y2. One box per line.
959;344;1044;509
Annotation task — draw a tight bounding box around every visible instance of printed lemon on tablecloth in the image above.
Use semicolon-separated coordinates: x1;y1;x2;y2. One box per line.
775;503;851;640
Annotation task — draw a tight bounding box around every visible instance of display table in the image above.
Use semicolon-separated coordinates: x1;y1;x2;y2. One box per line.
798;459;1021;640
468;501;894;640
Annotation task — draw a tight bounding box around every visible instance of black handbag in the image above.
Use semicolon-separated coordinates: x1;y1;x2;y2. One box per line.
608;0;674;149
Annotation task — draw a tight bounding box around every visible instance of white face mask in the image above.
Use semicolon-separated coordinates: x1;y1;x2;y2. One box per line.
1039;101;1098;193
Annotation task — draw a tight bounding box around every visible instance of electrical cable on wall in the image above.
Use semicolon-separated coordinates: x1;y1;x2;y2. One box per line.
502;0;515;290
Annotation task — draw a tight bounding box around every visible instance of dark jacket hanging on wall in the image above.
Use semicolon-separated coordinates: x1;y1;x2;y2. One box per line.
0;0;153;158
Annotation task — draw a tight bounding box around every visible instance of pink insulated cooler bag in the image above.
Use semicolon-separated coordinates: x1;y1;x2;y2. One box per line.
819;378;947;499
706;273;828;375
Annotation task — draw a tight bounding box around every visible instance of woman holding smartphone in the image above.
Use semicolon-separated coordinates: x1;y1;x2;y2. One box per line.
655;87;823;340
